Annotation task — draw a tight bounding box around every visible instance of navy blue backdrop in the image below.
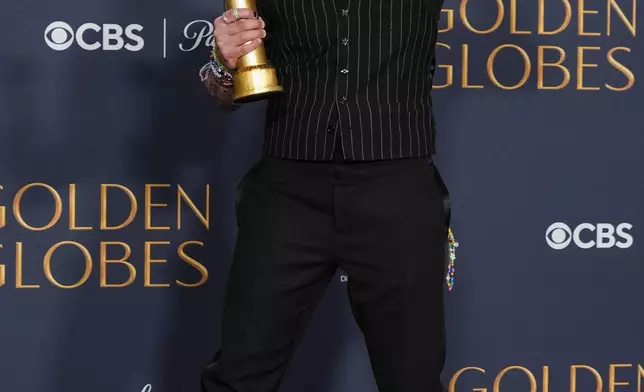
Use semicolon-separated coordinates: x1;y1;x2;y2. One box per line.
0;0;642;391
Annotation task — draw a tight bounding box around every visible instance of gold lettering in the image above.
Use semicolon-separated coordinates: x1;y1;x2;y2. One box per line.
571;365;603;392
440;9;454;33
177;241;209;288
538;46;571;89
0;244;4;287
609;364;631;392
494;366;537;392
100;242;136;288
577;46;601;90
461;0;504;34
541;366;550;392
543;366;550;392
462;44;484;89
539;0;572;35
69;184;92;230
488;45;531;90
449;367;487;392
15;242;39;288
0;185;5;228
177;185;210;230
44;241;92;289
14;183;63;231
434;43;453;89
606;47;635;91
144;241;170;288
101;184;137;230
511;0;531;34
579;0;602;36
145;184;171;230
608;0;637;36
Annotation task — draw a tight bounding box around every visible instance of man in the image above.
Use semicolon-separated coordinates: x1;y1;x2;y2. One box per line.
200;0;449;391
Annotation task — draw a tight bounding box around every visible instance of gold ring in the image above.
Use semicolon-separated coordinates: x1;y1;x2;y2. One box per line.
232;8;241;20
222;12;231;24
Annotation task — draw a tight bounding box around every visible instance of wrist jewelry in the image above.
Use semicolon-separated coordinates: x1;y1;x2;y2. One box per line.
199;58;234;86
211;44;236;73
199;45;235;88
446;227;458;291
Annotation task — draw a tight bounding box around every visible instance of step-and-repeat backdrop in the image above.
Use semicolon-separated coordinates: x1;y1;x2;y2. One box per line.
0;1;642;391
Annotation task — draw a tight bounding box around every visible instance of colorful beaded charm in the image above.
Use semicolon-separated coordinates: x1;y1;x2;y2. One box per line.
446;227;458;291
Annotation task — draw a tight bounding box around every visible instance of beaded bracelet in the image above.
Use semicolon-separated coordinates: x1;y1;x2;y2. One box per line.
211;43;236;74
199;58;234;86
446;227;458;291
200;46;234;86
199;43;236;84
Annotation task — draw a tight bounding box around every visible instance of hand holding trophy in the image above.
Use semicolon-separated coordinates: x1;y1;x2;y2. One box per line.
214;0;283;103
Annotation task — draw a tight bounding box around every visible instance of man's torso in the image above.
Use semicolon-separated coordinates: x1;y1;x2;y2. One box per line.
257;0;444;161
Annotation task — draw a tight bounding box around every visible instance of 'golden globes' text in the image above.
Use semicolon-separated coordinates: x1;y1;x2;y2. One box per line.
436;0;636;91
0;184;210;289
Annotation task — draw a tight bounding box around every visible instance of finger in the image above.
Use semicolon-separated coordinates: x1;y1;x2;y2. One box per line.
224;18;264;35
214;15;227;29
230;29;266;47
237;38;263;56
222;8;257;23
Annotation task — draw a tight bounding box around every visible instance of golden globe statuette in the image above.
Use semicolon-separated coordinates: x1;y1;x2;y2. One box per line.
225;0;283;103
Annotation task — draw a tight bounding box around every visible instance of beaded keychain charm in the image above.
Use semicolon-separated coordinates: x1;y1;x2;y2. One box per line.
446;227;458;291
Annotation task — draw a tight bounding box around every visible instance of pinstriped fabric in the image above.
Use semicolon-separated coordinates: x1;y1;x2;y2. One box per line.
257;0;443;161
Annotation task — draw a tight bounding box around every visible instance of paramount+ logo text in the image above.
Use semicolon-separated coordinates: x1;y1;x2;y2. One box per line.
545;222;634;250
44;21;144;51
0;183;210;289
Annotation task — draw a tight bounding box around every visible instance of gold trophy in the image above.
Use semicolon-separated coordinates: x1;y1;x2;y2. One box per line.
225;0;283;103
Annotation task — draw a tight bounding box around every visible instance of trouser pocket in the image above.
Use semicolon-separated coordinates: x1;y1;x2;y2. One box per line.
430;162;451;229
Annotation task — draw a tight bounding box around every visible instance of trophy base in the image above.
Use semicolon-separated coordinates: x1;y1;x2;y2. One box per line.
233;66;283;104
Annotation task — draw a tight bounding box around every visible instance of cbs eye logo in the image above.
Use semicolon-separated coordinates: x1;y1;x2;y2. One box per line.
545;222;634;250
44;22;75;51
44;21;144;51
545;222;572;250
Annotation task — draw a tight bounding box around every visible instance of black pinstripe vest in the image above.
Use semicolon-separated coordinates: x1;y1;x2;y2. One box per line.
258;0;444;161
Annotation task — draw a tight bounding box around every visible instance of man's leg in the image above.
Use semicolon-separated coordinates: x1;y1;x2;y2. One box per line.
337;158;448;392
201;158;338;392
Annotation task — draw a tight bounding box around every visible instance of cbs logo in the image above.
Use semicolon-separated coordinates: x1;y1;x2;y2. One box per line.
545;222;634;250
44;21;144;51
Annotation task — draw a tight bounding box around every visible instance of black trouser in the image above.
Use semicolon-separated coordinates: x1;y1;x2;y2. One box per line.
202;144;448;392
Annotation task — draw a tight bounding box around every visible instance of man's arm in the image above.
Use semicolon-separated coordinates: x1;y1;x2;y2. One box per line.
202;7;266;110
